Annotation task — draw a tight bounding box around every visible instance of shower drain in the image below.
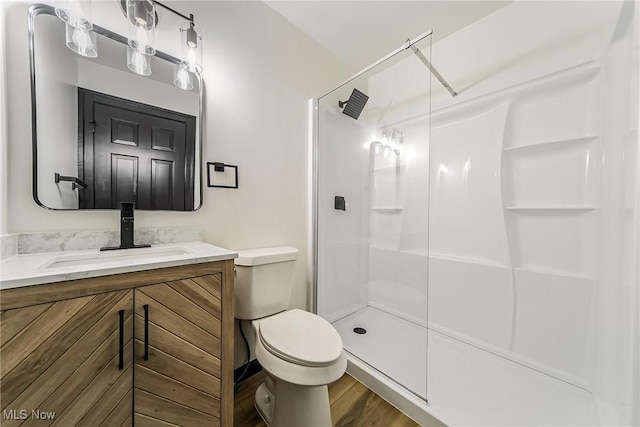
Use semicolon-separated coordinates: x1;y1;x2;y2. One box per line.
353;327;367;335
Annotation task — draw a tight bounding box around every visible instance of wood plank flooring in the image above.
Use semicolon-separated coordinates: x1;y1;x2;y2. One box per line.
234;372;422;427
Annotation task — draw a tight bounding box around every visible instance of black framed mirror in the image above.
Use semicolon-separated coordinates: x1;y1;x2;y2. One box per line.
29;4;203;211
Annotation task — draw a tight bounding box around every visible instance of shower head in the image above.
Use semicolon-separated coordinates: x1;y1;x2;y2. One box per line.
338;88;369;120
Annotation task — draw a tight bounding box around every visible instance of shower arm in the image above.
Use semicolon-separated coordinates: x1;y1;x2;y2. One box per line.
406;39;457;97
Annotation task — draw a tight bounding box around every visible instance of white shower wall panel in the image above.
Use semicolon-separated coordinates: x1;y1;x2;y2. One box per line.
369;247;428;324
503;137;599;207
429;104;510;266
366;52;607;389
504;67;601;148
507;211;597;276
428;256;513;349
512;268;594;386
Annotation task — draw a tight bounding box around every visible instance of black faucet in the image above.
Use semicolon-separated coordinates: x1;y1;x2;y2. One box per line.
100;202;151;251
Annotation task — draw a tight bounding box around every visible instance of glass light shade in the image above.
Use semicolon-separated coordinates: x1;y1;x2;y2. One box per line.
173;63;194;91
127;46;152;76
180;21;203;73
126;0;156;55
65;24;97;58
55;0;92;30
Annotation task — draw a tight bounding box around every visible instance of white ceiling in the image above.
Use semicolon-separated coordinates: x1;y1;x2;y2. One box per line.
264;1;511;72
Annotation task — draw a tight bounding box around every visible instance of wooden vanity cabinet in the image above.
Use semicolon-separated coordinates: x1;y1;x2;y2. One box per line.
0;261;234;427
0;290;134;427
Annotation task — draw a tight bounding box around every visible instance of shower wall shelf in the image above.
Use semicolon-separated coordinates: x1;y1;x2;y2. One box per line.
503;135;598;152
370;167;404;175
369;244;403;252
513;266;593;281
504;206;596;212
369;207;404;213
428;252;509;269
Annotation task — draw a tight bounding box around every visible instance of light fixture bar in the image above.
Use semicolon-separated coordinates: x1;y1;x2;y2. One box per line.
154;1;193;23
119;1;196;27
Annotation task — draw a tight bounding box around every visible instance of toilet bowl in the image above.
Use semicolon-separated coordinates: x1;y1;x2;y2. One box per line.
234;247;347;427
251;309;347;426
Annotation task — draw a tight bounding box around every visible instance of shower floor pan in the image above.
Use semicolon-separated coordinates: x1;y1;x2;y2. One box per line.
333;307;600;426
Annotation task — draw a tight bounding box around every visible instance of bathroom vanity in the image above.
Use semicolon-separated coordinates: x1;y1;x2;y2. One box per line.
0;242;236;427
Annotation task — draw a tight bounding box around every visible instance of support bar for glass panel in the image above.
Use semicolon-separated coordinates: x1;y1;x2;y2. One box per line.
407;39;457;97
319;29;433;99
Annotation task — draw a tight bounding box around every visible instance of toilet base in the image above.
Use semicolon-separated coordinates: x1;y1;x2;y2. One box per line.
254;373;332;427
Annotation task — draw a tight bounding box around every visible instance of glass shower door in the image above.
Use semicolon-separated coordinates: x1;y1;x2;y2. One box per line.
315;32;432;400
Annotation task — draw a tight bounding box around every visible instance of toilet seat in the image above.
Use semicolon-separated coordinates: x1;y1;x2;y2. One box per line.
258;309;343;367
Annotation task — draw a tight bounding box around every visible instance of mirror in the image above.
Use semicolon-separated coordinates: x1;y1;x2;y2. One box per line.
29;4;202;210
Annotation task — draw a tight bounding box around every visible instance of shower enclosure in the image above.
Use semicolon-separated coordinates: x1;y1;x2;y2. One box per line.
315;31;434;404
313;3;639;426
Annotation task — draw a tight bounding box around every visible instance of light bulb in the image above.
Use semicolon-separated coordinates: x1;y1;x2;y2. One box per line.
132;51;146;74
135;26;147;47
132;25;154;54
174;63;193;91
73;28;93;54
65;23;97;57
186;47;197;72
374;143;382;154
383;146;392;158
127;46;151;76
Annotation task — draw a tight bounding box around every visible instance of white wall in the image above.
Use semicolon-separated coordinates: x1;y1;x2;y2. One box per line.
1;0;349;368
0;4;7;234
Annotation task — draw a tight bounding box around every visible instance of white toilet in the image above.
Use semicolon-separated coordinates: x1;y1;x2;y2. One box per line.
234;246;347;427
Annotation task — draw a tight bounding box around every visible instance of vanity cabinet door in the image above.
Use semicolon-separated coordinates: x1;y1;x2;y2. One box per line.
0;290;134;427
133;274;225;426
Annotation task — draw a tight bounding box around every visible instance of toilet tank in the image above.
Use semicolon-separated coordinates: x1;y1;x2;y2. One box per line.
234;246;298;320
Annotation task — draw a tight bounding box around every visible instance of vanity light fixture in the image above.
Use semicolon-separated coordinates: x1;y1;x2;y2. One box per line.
119;1;202;87
125;0;156;55
372;129;403;157
180;18;202;74
55;0;98;58
124;0;156;75
56;0;202;84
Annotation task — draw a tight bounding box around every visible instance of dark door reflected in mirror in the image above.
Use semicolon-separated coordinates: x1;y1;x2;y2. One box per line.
79;89;196;210
29;4;202;211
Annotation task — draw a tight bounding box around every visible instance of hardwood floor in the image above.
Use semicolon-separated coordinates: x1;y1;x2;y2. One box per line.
234;372;422;427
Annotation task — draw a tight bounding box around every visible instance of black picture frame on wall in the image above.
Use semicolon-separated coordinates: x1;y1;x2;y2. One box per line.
207;162;238;189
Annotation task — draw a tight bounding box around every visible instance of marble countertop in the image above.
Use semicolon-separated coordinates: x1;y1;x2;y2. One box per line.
0;241;237;290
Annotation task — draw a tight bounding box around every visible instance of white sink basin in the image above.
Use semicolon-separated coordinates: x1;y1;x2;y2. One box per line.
42;246;191;269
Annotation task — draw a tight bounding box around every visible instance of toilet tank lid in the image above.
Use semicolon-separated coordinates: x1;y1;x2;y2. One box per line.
234;246;298;266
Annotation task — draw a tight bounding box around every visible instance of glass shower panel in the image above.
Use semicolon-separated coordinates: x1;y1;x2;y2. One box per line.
316;33;432;401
